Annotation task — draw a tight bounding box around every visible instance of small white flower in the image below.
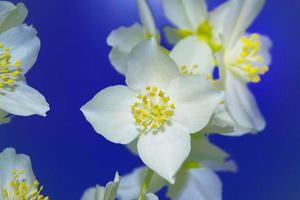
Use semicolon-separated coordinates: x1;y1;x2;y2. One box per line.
0;147;49;199
81;39;223;183
212;0;271;134
81;172;120;200
107;0;158;74
0;24;49;117
117;136;236;200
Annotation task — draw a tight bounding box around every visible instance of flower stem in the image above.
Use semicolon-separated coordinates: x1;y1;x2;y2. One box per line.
138;168;154;200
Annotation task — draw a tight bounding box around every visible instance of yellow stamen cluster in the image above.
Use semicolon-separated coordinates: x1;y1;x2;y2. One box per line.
179;64;199;75
234;34;269;83
131;86;175;131
1;169;49;200
0;43;22;93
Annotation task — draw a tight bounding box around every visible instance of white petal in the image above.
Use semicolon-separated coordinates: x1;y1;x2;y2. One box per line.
146;193;159;200
189;136;237;172
223;0;266;48
0;148;36;189
170;36;215;75
164;26;181;44
81;186;105;200
137;0;156;36
103;172;120;200
225;73;266;133
167;76;223;133
168;168;222;200
162;0;208;30
81;86;138;144
0;2;27;33
259;34;272;66
0;82;49;117
0;24;40;75
107;24;146;75
137;123;190;184
117;167;166;200
126;38;180;91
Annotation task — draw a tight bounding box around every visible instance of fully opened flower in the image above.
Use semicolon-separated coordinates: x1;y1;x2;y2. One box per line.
0;148;49;199
107;0;158;74
0;24;49;118
81;172;120;200
212;0;272;134
81;39;223;183
117;136;236;200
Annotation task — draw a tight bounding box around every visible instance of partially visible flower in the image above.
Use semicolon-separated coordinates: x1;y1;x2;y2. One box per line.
0;1;28;33
212;0;271;135
81;39;223;183
81;172;120;200
0;24;49;117
117;135;236;200
0;147;49;199
107;0;158;74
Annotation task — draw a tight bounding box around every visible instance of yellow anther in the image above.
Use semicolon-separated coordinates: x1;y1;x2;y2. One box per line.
231;34;269;83
179;64;200;75
2;169;49;200
131;86;175;131
0;44;23;93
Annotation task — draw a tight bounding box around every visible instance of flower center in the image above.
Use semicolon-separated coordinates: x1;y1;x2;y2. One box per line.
175;21;223;53
0;43;23;94
1;169;49;200
131;86;175;131
232;34;269;83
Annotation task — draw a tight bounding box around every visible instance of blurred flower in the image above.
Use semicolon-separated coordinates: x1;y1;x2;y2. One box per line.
81;39;223;183
213;0;272;135
0;24;49;118
107;0;158;74
118;135;236;200
81;172;120;200
0;147;49;199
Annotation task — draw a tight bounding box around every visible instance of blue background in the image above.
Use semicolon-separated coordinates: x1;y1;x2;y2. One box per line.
0;0;299;199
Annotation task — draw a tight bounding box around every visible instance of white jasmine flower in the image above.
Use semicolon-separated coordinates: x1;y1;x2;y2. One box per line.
81;172;120;200
0;147;49;199
0;24;49;117
117;136;236;200
107;0;158;74
212;0;272;134
81;39;223;183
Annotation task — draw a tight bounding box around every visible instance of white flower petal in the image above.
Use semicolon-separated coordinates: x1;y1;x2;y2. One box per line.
137;123;190;184
167;168;222;200
189;136;237;172
146;193;159;200
126;38;180;91
117;167;166;200
223;0;266;49
0;148;35;189
162;0;208;30
137;0;156;36
168;76;223;133
0;2;27;33
0;25;40;75
225;73;266;133
81;186;105;200
0;82;49;117
107;24;146;75
170;36;215;75
164;26;181;44
81;86;138;144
